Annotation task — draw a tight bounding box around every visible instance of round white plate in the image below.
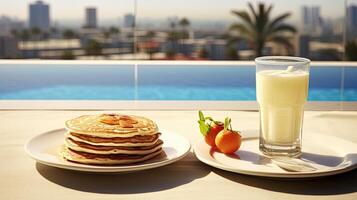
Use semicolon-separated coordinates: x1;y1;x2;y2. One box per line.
25;128;191;173
193;130;357;178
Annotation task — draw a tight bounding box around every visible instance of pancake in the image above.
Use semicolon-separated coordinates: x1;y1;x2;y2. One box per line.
65;137;164;155
62;147;163;165
61;113;164;165
65;114;158;138
66;132;160;147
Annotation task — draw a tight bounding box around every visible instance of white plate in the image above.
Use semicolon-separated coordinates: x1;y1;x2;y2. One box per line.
193;130;357;178
25;128;191;173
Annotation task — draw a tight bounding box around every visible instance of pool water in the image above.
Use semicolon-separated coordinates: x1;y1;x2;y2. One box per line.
0;64;356;101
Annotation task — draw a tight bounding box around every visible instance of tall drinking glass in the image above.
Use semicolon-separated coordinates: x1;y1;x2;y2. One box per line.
255;56;310;157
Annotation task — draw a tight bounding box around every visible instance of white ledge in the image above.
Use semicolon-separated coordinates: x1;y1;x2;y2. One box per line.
0;59;356;67
0;100;356;111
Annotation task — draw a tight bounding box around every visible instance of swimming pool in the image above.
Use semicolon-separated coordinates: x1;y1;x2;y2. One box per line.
0;63;356;101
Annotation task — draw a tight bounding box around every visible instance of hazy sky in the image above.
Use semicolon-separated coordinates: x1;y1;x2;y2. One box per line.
0;0;349;22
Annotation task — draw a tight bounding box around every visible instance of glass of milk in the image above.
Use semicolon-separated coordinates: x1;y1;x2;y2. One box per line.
255;56;310;157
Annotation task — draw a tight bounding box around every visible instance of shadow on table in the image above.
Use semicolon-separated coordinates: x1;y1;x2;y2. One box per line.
36;152;210;194
212;152;357;195
212;167;357;195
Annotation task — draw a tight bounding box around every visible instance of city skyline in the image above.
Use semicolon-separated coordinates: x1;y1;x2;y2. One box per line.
0;0;349;24
0;1;354;60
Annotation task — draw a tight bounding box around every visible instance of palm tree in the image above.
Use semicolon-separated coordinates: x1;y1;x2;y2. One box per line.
229;2;296;57
167;20;179;56
62;29;76;39
168;21;179;41
31;27;41;40
346;41;357;61
225;46;239;60
109;26;120;35
103;29;111;40
20;29;30;41
179;17;190;39
140;30;158;59
85;39;102;56
146;30;155;40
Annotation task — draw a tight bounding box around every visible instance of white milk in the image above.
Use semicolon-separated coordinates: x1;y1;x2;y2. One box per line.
256;69;309;144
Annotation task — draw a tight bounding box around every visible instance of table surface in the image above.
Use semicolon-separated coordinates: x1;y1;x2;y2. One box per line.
0;110;356;200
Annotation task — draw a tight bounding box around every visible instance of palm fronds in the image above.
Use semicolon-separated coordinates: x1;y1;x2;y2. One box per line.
229;2;296;57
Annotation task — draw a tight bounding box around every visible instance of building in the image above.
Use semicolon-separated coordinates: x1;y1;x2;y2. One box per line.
347;5;357;39
321;19;334;36
123;14;135;29
29;1;50;31
309;41;343;60
302;6;322;36
347;5;357;28
0;16;24;33
299;35;310;58
85;7;97;28
0;35;19;58
19;39;82;59
207;39;226;60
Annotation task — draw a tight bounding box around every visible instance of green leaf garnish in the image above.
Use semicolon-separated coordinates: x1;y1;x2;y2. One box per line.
224;117;231;131
198;120;210;136
198;110;210;136
205;116;214;121
199;110;205;121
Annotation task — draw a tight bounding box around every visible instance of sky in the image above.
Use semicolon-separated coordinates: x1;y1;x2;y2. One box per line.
0;0;350;23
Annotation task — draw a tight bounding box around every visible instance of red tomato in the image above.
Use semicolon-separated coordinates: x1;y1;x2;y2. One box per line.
204;122;224;147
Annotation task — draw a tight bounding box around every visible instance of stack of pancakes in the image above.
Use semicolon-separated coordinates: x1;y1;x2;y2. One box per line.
61;113;163;165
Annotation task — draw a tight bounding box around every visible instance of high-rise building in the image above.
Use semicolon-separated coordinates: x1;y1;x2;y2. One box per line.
123;14;135;28
29;1;50;31
347;5;357;39
0;35;19;58
302;6;323;36
85;7;97;28
347;5;357;27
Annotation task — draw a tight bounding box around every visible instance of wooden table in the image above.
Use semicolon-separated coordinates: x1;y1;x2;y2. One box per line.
0;110;356;200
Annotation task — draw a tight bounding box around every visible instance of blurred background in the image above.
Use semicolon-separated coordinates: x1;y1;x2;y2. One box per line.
0;0;356;61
